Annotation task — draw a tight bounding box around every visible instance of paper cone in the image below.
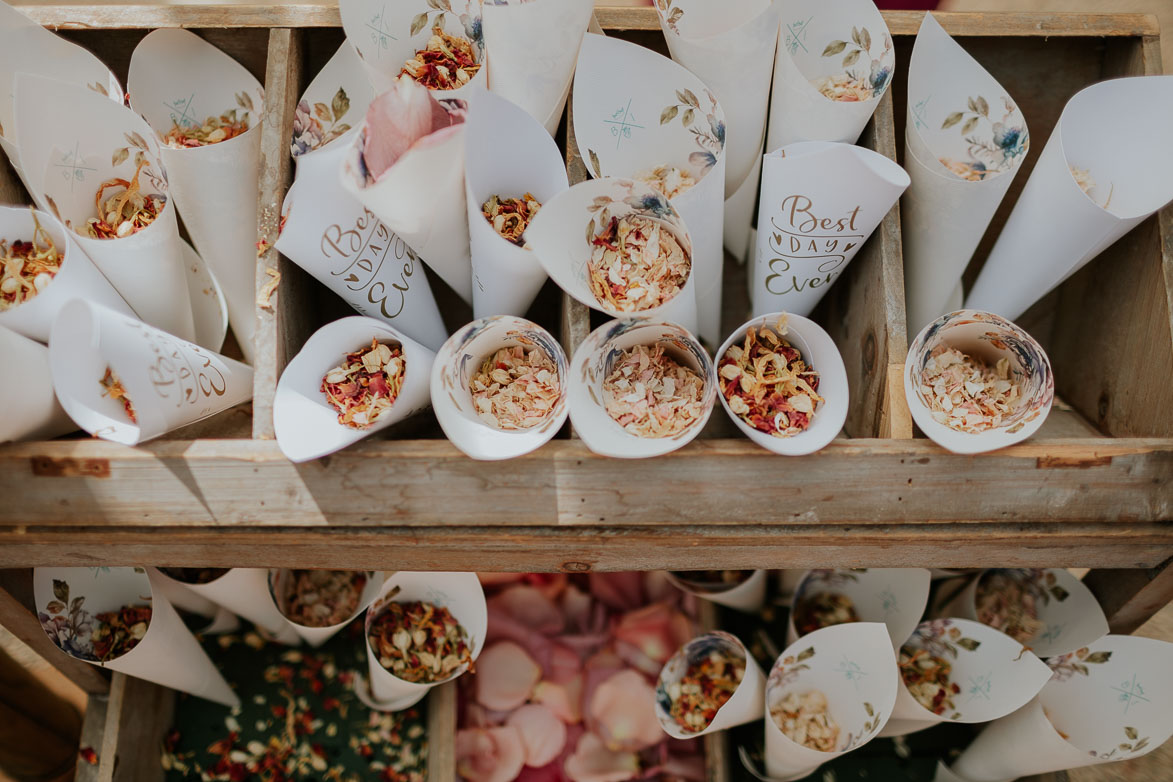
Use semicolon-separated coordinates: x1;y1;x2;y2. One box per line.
360;571;487;712
715;313;848;456
724;154;762;263
481;0;592;135
268;569;385;648
749;622;898;781
340;0;487;97
128;29;265;363
274;315;434;462
778;570;805;607
290;40;377;160
905;309;1053;454
665;570;768;613
464;88;568;319
182;238;230;355
431;315;568;460
14;73;197;343
526;177;698;333
152;568;302;645
766;0;894;152
901;13;1029;334
952;635;1173;781
0;324;75;442
571;33;725;344
568;318;716;459
752;142;907;317
656;631;766;738
34;567;239;707
934;759;977;782
934;569;1109;659
146;568;240;635
788;569;931;651
966;76;1173;321
47;300;253;446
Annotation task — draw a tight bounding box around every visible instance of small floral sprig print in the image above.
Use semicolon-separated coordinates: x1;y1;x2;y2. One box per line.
583;182;679;245
659;87;725;173
409;0;483;56
1047;646;1112;682
292;87;352;157
38;578;99;662
907;619;981;661
840;701;883;751
767;645;815;691
88;81;109;98
1089;725;1151;760
110;131;165;191
821;26;894;98
939;95;1028;179
655;0;684;35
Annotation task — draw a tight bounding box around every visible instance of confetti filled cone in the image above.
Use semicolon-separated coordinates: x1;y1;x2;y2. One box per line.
267;569;385;648
290;39;376;160
665;570;768;613
152;568;302;645
655;631;765;738
788;569;931;650
146;568;239;635
0;324;74;442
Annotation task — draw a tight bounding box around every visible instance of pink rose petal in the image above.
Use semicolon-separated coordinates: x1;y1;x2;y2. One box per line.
456;726;526;782
507;703;568;768
564;732;641;782
588;669;664;752
476;640;543;712
361;75;462;181
532;675;583;724
612;604;691;666
490;585;565;635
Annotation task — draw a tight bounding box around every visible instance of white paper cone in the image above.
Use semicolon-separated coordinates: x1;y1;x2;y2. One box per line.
905;310;1053;454
340;0;487;98
901;13;1029;334
752;142;907;318
431;315;568;460
291;40;377;160
934;569;1109;659
933;759;977;782
715;313;848;456
778;570;805;607
724;154;761;263
482;0;592;134
47;300;253;446
526;177;698;333
952;635;1173;781
571;33;725;344
268;569;385;648
766;0;894;152
274;315;434;462
666;570;768;613
361;571;487;711
568;318;716;459
966;76;1173;321
146;568;221;620
128;29;265;363
182;238;230;355
14;73;197;343
153;568;302;645
0;324;74;442
788;569;931;652
34;567;239;707
655;631;766;737
464;88;568;319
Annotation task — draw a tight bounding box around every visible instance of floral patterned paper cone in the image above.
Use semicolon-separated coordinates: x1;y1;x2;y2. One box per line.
481;0;593;135
14;73;197;344
431;315;568;461
291;39;376;160
34;567;239;707
274;316;434;462
905;310;1054;455
267;569;385;648
724;154;762;263
571;33;725;345
967;76;1173;321
48;300;253;445
358;571;487;712
127;29;264;363
901;13;1029;334
665;569;768;612
464;88;568;319
0;324;75;442
655;631;765;738
152;568;302;645
568;319;716;459
752;142;907;318
951;635;1173;781
766;0;894;153
788;569;930;650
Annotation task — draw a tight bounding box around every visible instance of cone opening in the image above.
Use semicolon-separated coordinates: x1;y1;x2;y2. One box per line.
668;570;756;595
779;2;894;107
0;207;71;315
36;567;155;665
365;594;477;687
656;631;749;735
269;568;374;631
316;336;409;431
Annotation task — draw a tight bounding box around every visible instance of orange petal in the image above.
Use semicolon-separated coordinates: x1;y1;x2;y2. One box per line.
588;669;664;752
475;640;543;712
564;732;641;782
456;726;526;782
507;703;568;768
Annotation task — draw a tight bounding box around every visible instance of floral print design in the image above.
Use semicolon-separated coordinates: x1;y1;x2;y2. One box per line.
408;0;483;59
655;0;684;35
939;95;1028;180
820;26;894;98
1047;645;1113;683
291;87;353;157
39;578;99;661
659;87;726;174
906;619;982;660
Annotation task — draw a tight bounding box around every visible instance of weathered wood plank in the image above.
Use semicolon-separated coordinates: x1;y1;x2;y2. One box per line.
427;682;457;782
97;673;173;782
75;693;108;782
1083;559;1173;634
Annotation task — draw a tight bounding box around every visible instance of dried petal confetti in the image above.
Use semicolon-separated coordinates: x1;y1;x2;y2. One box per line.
85;160;166;240
813;73;877;102
666;648;744;733
770;689;840;751
469;345;559;431
974;571;1043;643
587;214;689;312
163;109;250;148
919;347;1022;433
898;646;959;716
792;592;859;636
281;570;367;628
321;339;405;429
719;317;822;438
633;164;696;200
159;568;230;585
602;343;705;439
100;366;137;423
400;24;481;91
368;600;473;684
0;211;61;311
91;604;151;661
481;193;541;247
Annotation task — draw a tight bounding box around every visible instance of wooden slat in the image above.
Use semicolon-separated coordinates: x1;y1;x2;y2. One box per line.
96;673;174;782
1083;559;1173;634
427;682;457;782
75;693;108;782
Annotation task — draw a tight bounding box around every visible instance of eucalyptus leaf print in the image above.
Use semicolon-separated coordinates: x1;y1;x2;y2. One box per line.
939;95;1028;181
815;25;893;102
292;87;354;157
1047;646;1113;682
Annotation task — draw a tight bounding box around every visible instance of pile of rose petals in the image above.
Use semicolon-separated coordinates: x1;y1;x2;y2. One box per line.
457;572;706;782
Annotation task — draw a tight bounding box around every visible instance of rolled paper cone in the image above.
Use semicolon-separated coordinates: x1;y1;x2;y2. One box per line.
766;0;894;152
481;0;593;135
146;568;241;635
665;570;768;613
47;300;253;446
0;325;75;442
952;635;1173;781
431;315;569;461
290;39;376;160
128;29;265;364
724;154;762;264
933;569;1109;659
752;142;908;318
13;73;197;343
181;238;230;355
33;567;239;707
571;33;725;344
933;759;977;782
268;569;385;648
361;571;487;711
464;88;568;319
777;570;805;607
526;176;699;333
568;318;716;459
655;631;766;738
904;309;1054;455
967;76;1173;321
152;568;302;645
716;313;848;456
788;569;931;651
273;315;434;463
901;13;1029;334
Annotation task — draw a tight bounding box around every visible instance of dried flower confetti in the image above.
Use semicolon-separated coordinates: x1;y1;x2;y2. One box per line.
159;568;230;585
481;193;541;247
719;318;822;438
634;164;696;200
588;214;690;312
321;339;405;429
975;571;1043;643
281;570;367;628
0;211;61;311
792;592;859;636
400;24;481;91
368;600;473;684
92;604;151;662
770;690;840;751
666;648;744;733
469;345;560;430
919;347;1022;433
938;157;993;182
899;646;959;716
85;160;166;240
163;110;250;148
602;343;706;438
813;74;877;102
100;366;137;424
